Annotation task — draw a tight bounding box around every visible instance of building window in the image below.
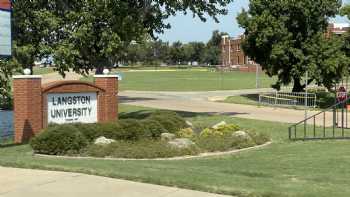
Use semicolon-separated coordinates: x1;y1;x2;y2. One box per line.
237;44;241;51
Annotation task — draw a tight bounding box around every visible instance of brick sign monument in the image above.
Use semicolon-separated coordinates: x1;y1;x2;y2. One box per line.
13;72;119;143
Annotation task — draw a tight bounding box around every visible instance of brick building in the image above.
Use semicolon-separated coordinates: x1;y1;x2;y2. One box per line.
221;23;350;72
327;23;350;36
221;35;260;72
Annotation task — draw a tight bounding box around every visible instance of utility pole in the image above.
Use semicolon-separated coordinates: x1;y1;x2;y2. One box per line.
256;64;259;89
305;71;308;120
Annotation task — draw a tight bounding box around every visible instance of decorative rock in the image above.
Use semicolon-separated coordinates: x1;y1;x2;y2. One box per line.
212;121;227;129
186;120;194;128
94;136;115;145
168;138;195;149
161;133;176;141
232;131;251;141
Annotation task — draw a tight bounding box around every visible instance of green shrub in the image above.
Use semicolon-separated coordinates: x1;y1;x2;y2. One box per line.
83;144;114;157
199;124;240;138
216;124;240;134
0;95;13;110
306;88;335;109
195;136;236;152
72;123;101;142
147;111;187;133
231;135;255;149
196;128;269;152
307;87;327;94
118;119;147;140
176;128;195;139
94;122;123;140
246;130;270;145
196;135;255;152
316;91;335;109
141;119;167;138
85;140;200;159
30;124;88;155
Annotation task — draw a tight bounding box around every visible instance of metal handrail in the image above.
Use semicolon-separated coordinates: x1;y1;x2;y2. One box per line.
291;98;348;126
288;96;350;140
259;91;317;108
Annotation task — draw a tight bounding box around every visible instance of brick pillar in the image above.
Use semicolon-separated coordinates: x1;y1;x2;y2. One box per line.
13;75;43;143
94;75;118;122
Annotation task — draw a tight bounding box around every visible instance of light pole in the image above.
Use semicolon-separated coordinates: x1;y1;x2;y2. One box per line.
305;71;308;120
256;64;259;89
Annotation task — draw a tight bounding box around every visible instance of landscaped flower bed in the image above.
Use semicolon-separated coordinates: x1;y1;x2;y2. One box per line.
30;111;270;159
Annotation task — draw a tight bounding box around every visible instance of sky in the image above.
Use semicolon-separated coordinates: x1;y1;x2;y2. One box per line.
158;0;350;43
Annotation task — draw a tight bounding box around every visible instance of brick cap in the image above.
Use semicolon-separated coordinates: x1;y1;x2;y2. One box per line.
42;80;105;93
13;75;42;79
94;75;119;78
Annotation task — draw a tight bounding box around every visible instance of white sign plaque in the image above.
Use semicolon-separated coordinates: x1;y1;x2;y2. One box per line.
0;10;11;56
47;92;98;124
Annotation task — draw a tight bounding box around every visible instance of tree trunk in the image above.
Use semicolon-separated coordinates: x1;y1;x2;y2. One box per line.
292;77;304;92
95;66;103;75
29;64;34;75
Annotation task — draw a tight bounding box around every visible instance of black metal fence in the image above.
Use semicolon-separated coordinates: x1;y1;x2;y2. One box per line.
289;97;350;140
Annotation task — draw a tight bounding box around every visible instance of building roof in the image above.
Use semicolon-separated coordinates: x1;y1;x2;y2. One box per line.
333;23;350;29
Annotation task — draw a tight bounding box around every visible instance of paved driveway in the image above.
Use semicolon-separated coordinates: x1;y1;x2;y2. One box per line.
0;167;230;197
120;90;327;125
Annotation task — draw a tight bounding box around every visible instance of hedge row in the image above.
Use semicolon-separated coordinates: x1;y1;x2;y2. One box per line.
31;111;187;155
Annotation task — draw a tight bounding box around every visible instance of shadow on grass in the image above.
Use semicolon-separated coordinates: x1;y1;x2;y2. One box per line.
119;109;248;120
119;96;158;104
240;94;259;102
239;93;335;110
0;141;27;148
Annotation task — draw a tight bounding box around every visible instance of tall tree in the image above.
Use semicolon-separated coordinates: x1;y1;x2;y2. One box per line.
12;0;63;73
0;0;234;105
237;0;345;91
13;0;234;75
340;5;350;66
0;59;19;109
182;43;195;63
152;40;170;64
169;41;186;64
189;42;206;63
203;30;228;65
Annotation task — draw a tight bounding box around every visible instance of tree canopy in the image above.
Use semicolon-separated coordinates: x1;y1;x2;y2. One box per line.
10;0;234;75
0;0;234;108
237;0;348;91
121;30;227;66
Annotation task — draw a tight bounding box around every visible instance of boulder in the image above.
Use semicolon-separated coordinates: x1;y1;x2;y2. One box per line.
186;120;194;128
168;138;195;149
161;133;176;141
232;131;251;141
94;136;115;145
212;121;227;129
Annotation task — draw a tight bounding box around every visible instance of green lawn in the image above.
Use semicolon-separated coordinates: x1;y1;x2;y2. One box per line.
32;67;55;75
223;94;261;106
1;105;350;197
93;70;276;91
11;67;54;76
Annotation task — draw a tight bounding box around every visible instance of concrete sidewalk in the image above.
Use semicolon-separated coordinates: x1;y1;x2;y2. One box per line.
0;167;230;197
